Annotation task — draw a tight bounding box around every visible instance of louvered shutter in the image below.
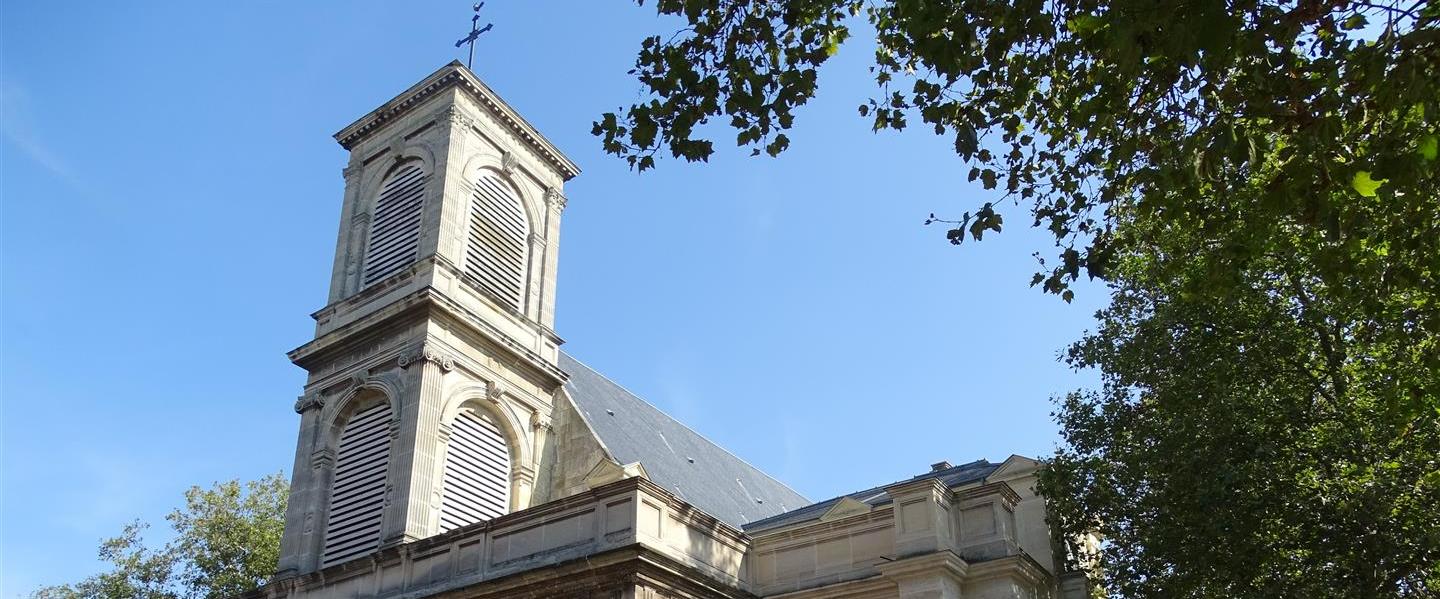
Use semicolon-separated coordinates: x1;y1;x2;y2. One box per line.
361;165;427;287
438;410;511;532
465;174;529;309
322;403;391;566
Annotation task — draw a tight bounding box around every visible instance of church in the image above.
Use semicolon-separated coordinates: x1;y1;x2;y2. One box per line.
237;61;1088;599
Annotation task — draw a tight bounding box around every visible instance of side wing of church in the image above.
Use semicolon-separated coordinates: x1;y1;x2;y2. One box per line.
243;62;1088;599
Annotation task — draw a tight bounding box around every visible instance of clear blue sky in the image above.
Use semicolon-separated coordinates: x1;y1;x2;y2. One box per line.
1;2;1102;594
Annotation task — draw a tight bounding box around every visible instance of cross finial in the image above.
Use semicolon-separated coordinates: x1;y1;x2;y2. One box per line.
454;3;494;70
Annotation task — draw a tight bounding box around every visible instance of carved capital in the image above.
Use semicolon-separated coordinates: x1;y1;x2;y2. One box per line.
398;342;455;372
294;394;325;414
436;106;473;130
529;411;551;432
342;163;363;181
501;150;518;175
544;186;567;211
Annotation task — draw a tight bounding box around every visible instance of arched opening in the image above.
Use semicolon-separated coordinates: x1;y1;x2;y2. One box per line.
361;162;428;287
321;400;391;566
437;406;512;532
464;172;529;310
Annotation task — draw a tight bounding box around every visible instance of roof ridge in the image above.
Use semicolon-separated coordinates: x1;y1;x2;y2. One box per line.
559;351;810;504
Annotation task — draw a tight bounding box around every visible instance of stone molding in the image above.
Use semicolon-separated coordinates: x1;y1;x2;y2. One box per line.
309;448;336;470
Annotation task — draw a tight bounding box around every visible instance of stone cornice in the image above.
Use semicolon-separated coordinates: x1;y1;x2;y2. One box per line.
963;553;1055;587
875;550;970;581
291;286;568;386
954;481;1023;508
333;61;580;181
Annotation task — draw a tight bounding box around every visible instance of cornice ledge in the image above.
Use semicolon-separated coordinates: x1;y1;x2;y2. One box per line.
333;61;581;181
424;287;568;383
962;553;1055;586
875;550;970;581
954;481;1023;507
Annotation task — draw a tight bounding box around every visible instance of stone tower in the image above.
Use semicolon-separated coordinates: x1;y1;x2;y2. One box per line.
274;61;579;577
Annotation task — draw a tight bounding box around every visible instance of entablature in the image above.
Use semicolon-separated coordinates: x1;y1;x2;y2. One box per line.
334;61;580;181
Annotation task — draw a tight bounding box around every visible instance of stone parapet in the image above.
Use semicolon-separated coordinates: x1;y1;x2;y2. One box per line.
252;477;750;599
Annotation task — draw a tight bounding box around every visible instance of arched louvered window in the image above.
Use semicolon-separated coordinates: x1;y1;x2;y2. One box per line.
322;402;391;567
361;164;427;287
438;408;511;532
465;173;529;310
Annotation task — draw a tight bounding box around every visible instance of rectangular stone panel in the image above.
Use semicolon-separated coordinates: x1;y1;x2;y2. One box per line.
901;500;932;533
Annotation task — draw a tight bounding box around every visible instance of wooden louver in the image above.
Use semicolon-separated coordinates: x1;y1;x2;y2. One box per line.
321;402;391;567
361;164;427;287
465;174;529;309
438;409;511;533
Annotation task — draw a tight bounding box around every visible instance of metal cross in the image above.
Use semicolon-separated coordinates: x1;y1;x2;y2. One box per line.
455;3;494;70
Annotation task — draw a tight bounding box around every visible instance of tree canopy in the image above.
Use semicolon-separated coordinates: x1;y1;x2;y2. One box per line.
31;474;287;599
599;0;1439;596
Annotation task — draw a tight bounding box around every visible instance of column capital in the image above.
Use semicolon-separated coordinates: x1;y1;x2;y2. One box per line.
398;341;455;372
294;393;325;414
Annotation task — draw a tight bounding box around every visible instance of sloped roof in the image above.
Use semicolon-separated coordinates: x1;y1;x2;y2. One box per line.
742;459;1001;533
560;352;809;527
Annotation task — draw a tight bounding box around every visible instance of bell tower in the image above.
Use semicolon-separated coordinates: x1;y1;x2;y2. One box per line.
274;62;579;576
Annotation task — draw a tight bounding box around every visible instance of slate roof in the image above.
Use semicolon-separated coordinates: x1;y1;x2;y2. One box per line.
741;459;1001;533
560;352;809;528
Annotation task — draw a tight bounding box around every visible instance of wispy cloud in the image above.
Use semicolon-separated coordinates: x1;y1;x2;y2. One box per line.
2;79;94;196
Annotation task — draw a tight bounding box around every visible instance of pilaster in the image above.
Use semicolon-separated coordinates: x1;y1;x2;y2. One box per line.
276;398;324;577
886;477;956;558
384;341;456;544
430;102;473;271
329;159;366;304
954;482;1023;562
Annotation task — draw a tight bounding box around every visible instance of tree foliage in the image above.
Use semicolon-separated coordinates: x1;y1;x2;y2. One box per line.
601;0;1439;596
31;474;287;599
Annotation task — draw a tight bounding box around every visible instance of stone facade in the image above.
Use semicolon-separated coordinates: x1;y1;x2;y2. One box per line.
250;62;1088;599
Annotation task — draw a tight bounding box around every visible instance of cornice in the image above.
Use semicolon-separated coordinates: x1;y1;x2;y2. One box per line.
333;61;581;181
963;553;1055;587
954;481;1023;508
290;286;568;386
875;550;970;581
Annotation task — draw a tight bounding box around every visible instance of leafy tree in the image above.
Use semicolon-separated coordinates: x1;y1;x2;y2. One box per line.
31;474;287;599
30;523;179;599
1041;211;1439;596
599;0;1439;596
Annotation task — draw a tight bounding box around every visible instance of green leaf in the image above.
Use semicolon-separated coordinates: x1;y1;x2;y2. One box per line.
1419;135;1438;161
1066;14;1103;35
1350;170;1386;197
